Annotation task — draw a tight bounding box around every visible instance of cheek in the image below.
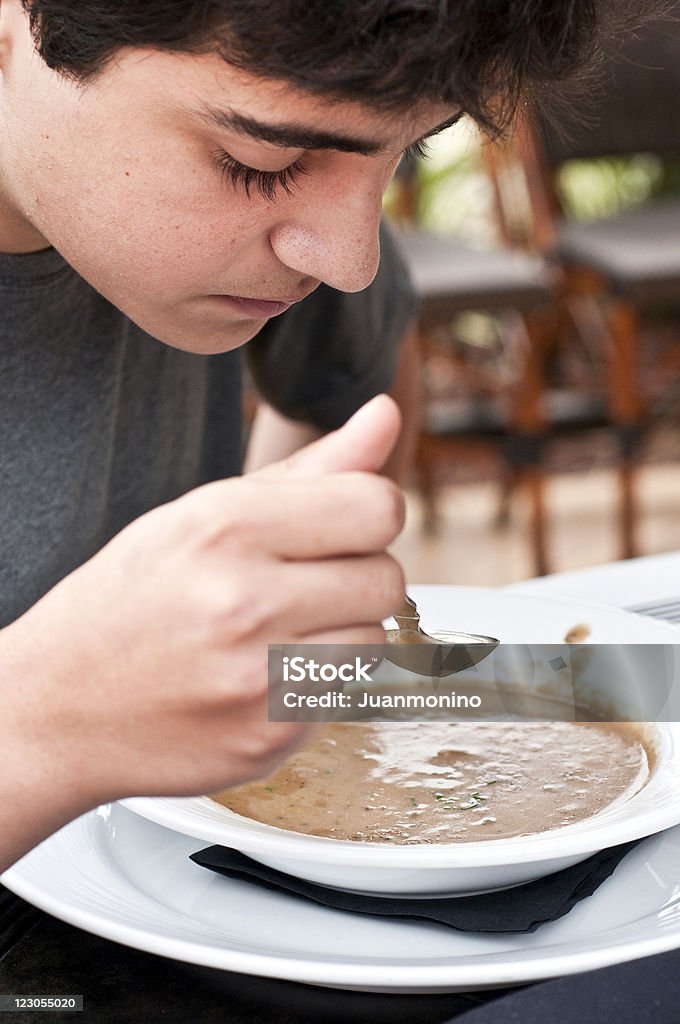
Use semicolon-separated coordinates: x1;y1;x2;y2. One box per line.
2;60;256;285
32;143;262;296
4;79;277;334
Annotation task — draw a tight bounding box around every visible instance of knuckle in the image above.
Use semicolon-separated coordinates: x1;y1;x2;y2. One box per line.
365;477;405;545
238;721;306;768
353;624;387;645
336;473;401;545
363;553;405;618
384;479;407;534
379;554;407;608
216;594;272;644
204;572;284;646
183;479;262;552
226;649;271;702
173;480;224;529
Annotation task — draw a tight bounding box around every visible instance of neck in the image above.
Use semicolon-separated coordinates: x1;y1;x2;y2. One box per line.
0;171;50;254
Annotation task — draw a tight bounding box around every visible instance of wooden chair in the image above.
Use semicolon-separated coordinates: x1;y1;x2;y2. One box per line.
498;7;680;559
391;157;560;576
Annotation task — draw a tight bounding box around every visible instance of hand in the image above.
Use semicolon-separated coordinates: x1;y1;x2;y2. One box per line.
1;396;406;852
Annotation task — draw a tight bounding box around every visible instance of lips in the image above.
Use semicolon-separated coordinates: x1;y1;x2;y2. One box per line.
220;295;293;318
210;280;320;319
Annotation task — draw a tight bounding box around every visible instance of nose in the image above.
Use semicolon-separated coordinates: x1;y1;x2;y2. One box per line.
269;180;383;293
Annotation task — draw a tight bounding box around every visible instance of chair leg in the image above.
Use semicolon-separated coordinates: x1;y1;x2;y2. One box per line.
416;441;439;535
494;466;518;528
501;451;548;577
618;460;636;560
606;300;642;560
525;465;549;578
510;311;551;577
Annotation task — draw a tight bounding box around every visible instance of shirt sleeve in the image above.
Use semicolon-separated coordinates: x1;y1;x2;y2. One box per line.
245;219;418;431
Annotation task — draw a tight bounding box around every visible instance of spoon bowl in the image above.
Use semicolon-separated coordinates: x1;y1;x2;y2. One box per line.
384;595;499;676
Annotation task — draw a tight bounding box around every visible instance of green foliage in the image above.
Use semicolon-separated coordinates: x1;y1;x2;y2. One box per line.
385;121;680;234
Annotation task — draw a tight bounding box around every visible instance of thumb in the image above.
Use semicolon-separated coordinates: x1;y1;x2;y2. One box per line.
257;394;402;479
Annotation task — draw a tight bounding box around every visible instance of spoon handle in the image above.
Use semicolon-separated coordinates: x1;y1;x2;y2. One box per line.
393;594;421;629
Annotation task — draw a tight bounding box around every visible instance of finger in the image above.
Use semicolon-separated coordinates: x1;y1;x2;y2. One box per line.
256;394;402;480
204;472;405;559
297;624;387;645
215;717;317;786
269;554;404;636
231;553;403;638
200;553;402;644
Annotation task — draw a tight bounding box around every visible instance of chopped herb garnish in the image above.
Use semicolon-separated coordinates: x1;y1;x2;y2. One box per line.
433;791;456;808
460;792;486;809
264;786;274;792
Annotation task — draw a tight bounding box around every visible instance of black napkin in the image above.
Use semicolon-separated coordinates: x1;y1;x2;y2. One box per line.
190;839;641;934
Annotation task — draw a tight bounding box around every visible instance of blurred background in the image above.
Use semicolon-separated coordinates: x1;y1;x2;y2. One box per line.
384;8;680;587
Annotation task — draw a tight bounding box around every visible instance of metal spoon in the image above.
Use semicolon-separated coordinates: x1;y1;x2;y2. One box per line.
384;595;499;677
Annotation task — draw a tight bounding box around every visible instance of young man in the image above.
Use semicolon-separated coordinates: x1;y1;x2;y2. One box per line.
0;0;631;870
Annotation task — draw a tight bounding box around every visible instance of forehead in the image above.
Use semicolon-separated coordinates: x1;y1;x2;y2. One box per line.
99;48;454;150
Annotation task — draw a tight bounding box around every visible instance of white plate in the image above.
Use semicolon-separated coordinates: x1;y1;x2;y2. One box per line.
405;584;680;643
5;586;680;992
4;802;680;993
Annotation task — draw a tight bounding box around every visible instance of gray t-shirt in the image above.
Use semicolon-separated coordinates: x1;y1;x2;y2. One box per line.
0;223;416;626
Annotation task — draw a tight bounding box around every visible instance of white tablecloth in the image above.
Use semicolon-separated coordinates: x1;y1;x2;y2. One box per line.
506;551;680;611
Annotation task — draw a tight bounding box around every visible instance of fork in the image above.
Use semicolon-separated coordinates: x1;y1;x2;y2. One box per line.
626;597;680;625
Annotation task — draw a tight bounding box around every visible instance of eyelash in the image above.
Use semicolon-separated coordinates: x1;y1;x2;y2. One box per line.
403;139;431;161
214;137;431;202
214;150;309;202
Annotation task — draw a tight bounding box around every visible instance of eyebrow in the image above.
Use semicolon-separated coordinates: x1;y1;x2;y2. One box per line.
198;106;462;155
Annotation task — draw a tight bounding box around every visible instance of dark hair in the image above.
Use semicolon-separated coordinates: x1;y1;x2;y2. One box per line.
19;1;663;134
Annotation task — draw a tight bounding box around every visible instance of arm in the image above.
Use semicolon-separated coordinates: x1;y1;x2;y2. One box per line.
0;624;95;870
0;397;405;873
245;325;421;484
243;404;324;473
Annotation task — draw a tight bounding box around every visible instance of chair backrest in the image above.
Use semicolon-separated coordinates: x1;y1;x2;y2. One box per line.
541;7;680;164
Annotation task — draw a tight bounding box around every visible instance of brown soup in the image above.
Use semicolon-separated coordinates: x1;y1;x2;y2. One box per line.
211;720;650;843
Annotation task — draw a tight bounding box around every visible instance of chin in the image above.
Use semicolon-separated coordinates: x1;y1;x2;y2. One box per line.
131;310;268;354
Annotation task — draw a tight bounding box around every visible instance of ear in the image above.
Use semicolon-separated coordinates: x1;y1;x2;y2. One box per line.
0;3;7;72
0;0;33;73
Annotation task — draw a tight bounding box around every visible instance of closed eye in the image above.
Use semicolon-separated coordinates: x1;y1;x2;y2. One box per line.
403;139;431;161
214;136;431;203
214;150;309;202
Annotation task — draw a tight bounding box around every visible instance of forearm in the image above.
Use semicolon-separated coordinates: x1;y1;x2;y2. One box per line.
244;325;421;483
0;397;406;872
243;405;324;472
0;620;92;872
